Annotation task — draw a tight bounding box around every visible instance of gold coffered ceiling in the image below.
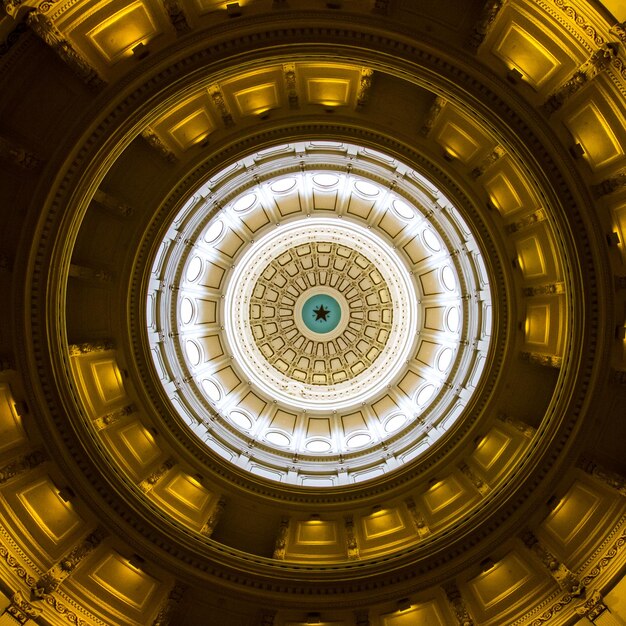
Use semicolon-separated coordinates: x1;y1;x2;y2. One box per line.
0;0;626;624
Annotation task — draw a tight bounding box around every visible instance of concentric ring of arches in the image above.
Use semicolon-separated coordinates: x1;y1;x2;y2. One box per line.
148;142;493;486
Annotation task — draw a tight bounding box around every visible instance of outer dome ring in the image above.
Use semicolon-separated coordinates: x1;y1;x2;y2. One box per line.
20;20;600;600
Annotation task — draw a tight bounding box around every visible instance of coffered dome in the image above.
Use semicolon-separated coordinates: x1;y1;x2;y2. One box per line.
0;1;625;625
148;142;491;485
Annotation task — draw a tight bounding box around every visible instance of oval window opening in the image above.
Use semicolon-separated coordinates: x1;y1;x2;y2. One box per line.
447;307;460;332
185;341;201;366
180;298;194;325
313;174;339;187
346;433;371;449
384;414;407;433
271;178;296;193
201;379;221;402
233;193;256;212
417;384;436;407
423;229;441;251
354;180;379;196
266;431;290;447
306;440;332;453
204;220;224;243
230;411;253;430
438;347;453;372
185;257;203;282
442;266;456;291
393;199;414;219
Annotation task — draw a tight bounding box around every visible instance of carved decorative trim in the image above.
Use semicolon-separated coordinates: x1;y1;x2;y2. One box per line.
282;63;299;109
0;450;47;485
0;135;41;169
0;544;38;588
345;515;360;559
520;351;562;368
575;589;608;621
471;145;504;178
200;497;226;537
497;413;536;437
459;462;490;496
522;282;565;297
419;96;446;136
405;497;431;538
152;583;186;626
68;340;114;355
139;458;175;493
521;530;584;595
163;0;191;35
209;84;234;127
356;67;374;109
25;10;104;90
6;591;42;624
443;582;474;625
93;189;135;218
542;44;617;114
467;0;508;51
505;208;547;234
94;404;135;431
141;128;177;163
577;457;626;496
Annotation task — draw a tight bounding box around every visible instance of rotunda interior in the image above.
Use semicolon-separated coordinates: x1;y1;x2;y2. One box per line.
0;0;625;625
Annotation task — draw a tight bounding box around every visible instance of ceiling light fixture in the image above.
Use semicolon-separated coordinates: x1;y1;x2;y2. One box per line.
226;2;242;17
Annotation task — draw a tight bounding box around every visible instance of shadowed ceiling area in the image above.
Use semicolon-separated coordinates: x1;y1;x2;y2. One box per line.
0;1;626;625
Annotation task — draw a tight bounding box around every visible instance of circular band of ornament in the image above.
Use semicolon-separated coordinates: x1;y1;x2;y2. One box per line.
251;241;394;383
224;218;416;411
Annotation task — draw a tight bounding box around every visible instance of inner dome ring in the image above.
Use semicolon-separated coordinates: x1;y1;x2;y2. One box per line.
148;141;493;487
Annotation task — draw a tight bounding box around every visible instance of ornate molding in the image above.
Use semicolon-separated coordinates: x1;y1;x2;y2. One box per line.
577;457;626;496
592;172;626;197
0;135;41;169
139;458;175;493
163;0;190;35
272;517;289;560
419;95;446;137
444;582;474;625
282;63;299;109
467;0;508;51
542;44;618;114
459;462;489;496
68;340;114;355
405;497;431;538
505;208;547;234
520;351;562;368
497;413;536;438
25;10;104;90
209;84;234;127
345;515;360;559
470;145;504;179
5;590;42;624
141;127;177;163
575;589;608;621
200;497;226;537
522;282;565;297
521;530;584;595
356;67;374;110
152;583;186;626
93;189;135;218
94;404;135;431
0;450;47;485
31;527;106;598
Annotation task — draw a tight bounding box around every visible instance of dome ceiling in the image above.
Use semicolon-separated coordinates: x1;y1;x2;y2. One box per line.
1;1;625;625
148;143;492;485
